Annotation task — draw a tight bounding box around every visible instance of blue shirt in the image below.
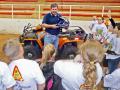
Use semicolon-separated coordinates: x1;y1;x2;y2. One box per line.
42;13;61;35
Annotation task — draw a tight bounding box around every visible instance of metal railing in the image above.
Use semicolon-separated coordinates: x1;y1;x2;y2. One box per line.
0;4;120;20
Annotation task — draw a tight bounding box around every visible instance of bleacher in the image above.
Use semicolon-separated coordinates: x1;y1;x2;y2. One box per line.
41;5;120;21
45;0;120;3
0;7;35;15
45;0;120;6
0;4;38;19
0;0;120;21
43;0;120;21
0;0;39;18
0;0;38;2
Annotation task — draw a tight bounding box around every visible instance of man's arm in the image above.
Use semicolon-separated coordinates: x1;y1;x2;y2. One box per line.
109;18;116;29
107;9;116;29
42;23;58;29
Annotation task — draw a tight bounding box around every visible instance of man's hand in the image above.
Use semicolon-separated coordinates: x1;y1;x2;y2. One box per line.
51;24;59;29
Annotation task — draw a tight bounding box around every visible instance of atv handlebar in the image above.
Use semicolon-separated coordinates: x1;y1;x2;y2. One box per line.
57;17;69;29
23;23;33;33
23;23;38;34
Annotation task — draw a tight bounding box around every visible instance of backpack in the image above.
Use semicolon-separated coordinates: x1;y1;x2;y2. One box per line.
46;73;64;90
42;62;65;90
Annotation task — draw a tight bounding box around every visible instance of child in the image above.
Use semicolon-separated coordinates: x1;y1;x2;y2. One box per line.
40;44;64;90
105;31;120;74
40;44;55;68
3;38;45;90
54;40;105;90
0;61;16;90
40;44;56;78
104;61;120;90
89;16;98;30
92;17;108;36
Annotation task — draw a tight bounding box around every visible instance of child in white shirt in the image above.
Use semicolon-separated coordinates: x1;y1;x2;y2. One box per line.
92;17;108;43
3;38;45;90
104;61;120;90
0;61;16;90
54;40;105;90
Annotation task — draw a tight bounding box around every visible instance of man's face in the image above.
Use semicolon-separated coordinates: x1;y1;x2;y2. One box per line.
51;7;58;16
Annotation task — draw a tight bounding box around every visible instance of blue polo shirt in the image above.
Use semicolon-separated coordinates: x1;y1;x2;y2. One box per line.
42;13;61;35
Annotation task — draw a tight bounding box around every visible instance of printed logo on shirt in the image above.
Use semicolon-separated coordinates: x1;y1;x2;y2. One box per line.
12;65;24;81
97;29;103;35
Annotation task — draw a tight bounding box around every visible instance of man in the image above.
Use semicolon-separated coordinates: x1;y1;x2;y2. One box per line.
42;3;61;49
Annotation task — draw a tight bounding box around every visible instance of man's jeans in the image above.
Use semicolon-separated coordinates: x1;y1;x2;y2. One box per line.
44;33;59;49
107;57;120;74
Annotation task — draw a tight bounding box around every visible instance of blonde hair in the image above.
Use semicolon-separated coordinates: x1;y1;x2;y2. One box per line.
41;44;55;64
3;38;22;60
79;40;104;90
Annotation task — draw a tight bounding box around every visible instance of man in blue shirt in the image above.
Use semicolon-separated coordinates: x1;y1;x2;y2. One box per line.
42;3;61;49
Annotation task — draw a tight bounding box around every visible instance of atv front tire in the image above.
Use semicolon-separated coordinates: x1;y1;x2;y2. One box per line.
61;46;77;59
24;45;42;60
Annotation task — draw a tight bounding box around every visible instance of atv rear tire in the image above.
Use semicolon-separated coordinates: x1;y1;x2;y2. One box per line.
24;45;42;60
61;46;77;59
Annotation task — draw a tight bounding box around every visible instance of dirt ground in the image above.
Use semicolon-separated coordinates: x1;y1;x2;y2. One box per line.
0;34;19;63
